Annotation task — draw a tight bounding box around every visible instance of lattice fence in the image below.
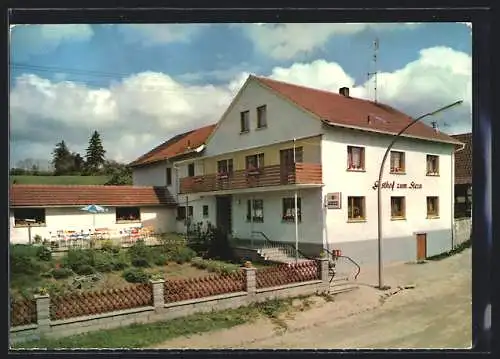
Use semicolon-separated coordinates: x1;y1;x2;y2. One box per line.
50;283;153;320
164;271;246;303
10;298;37;327
256;260;320;289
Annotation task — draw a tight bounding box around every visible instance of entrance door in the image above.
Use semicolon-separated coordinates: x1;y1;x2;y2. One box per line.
280;147;303;184
216;195;232;235
416;233;427;261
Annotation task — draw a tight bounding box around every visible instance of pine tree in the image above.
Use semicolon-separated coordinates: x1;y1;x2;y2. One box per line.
85;130;106;174
51;140;73;175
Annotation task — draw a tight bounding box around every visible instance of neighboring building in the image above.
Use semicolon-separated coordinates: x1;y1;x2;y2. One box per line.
9;184;177;244
133;75;464;265
451;133;472;218
129;124;216;233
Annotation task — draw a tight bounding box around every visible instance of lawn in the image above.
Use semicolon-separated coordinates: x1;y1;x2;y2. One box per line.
14;297;298;349
10;175;110;185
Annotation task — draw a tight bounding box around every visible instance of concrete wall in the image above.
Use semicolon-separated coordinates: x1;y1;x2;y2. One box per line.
453;217;472;247
320;128;455;264
9;206;176;244
202;78;323;158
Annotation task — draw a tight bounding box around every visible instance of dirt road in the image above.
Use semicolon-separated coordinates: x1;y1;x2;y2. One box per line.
154;248;471;349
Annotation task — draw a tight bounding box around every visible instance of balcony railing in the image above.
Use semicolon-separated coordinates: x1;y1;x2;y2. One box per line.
179;163;322;194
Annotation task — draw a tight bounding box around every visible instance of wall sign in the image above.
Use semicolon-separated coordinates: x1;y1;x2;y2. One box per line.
326;192;341;209
372;181;422;191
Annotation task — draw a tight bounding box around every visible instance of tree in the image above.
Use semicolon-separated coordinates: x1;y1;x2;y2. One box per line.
85;131;106;174
51;140;74;175
105;165;132;185
72;153;85;173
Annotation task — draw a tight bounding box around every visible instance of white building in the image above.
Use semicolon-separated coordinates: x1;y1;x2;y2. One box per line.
132;75;464;265
9;184;177;244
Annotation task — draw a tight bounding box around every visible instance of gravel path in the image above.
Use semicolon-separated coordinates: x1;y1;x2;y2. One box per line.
153;248;471;349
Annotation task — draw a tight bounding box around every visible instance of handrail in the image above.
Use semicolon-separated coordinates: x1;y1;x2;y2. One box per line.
251;231;313;262
323;248;361;280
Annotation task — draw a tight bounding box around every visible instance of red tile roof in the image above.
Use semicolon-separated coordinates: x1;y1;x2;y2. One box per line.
254;76;463;145
129;124;216;167
452;132;472;184
10;185;177;207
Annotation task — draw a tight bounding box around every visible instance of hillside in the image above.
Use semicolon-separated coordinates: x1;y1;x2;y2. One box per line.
10;175;110;185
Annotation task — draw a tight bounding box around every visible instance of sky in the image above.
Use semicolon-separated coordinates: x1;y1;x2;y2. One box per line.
9;23;472;167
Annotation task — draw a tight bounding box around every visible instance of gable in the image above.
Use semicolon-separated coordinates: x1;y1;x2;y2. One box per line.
203;78;323;158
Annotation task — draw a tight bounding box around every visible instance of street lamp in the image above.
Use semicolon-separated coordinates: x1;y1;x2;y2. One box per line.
376;100;463;290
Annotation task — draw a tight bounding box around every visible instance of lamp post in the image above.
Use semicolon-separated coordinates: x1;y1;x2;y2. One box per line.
376;100;463;290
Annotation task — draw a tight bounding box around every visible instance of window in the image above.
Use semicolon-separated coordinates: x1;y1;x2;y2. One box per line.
246;199;264;222
176;206;193;221
427;197;439;218
257;105;267;128
347;197;365;221
202;205;209;218
246;153;265;171
217;159;234;178
282;197;301;222
188;163;195;177
426;155;439;175
13;208;46;227
347;146;365;171
166;167;172;186
240;111;250;133
116;207;141;222
390;197;406;219
390;151;405;173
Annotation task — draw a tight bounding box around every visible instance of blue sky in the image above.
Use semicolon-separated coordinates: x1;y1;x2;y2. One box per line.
9;23;472;166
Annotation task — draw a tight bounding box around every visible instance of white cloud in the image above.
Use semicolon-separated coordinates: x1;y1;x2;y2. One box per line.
116;24;206;46
9;46;471;165
240;23;421;60
10;25;94;61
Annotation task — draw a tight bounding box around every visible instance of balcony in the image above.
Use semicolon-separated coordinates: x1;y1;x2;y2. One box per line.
179;163;322;194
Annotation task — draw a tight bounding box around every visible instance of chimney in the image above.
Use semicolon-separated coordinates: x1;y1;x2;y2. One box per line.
339;87;350;97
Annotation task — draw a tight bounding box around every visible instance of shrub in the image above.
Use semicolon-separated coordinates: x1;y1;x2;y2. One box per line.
101;240;120;253
128;240;151;267
33;234;43;244
10;244;42;276
51;267;74;279
111;251;129;270
93;251;115;273
153;253;167;266
36;246;52;261
191;258;239;274
159;234;187;257
170;247;196;264
122;268;150;284
73;264;95;275
63;249;95;271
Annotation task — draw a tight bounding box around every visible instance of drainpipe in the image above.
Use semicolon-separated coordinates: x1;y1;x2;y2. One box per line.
250;196;254;249
293;138;299;264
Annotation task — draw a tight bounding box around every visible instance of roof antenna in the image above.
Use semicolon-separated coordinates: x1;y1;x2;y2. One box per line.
367;37;379;103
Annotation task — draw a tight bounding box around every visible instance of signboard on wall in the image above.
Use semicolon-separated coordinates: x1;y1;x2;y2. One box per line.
372;180;423;191
326;192;341;209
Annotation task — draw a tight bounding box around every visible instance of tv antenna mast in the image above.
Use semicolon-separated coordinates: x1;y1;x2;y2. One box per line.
367;37;379;103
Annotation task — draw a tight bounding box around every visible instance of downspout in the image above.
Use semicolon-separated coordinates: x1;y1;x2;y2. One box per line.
293;138;299;264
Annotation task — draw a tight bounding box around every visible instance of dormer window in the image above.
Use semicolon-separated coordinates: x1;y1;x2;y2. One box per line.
240;111;250;133
257;105;267;129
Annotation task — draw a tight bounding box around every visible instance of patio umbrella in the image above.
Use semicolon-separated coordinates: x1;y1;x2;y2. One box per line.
80;204;109;229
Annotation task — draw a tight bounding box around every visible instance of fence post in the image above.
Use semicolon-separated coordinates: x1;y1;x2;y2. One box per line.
150;279;165;313
317;258;329;293
34;294;50;337
243;267;257;298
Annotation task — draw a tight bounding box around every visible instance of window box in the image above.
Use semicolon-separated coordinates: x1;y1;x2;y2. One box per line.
217;173;229;180
194;177;204;183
